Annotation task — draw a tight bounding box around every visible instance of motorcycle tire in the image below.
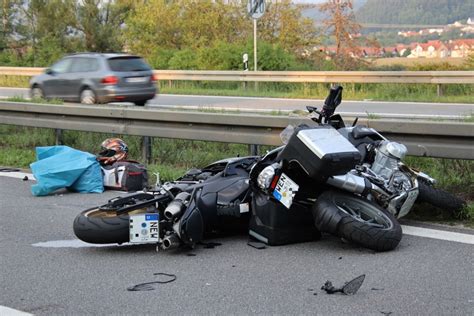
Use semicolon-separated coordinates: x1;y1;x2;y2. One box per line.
73;207;131;244
313;190;402;252
417;181;466;215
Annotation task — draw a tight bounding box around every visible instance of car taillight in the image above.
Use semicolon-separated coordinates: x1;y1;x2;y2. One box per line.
101;76;118;85
151;74;158;82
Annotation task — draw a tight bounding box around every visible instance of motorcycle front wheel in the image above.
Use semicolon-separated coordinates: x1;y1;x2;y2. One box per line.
417;180;466;215
73;207;135;244
313;190;402;252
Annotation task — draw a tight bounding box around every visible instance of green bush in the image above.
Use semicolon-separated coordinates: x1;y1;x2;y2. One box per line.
168;49;199;70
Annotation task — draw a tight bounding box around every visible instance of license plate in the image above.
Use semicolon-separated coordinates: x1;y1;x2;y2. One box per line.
272;173;299;209
129;213;159;243
126;76;147;83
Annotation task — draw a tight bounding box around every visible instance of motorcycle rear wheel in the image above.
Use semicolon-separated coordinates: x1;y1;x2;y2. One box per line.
73;207;144;244
313;190;402;252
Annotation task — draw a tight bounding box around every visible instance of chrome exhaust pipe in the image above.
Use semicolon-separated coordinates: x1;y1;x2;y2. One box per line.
161;234;180;250
164;192;190;220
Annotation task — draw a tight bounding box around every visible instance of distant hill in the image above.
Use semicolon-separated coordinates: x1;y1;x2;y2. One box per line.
300;0;368;22
356;0;473;25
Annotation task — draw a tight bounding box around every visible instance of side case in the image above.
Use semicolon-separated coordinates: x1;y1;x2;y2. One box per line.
248;192;320;246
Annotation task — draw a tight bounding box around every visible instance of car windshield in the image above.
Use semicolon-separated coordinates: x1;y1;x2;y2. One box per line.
107;57;151;72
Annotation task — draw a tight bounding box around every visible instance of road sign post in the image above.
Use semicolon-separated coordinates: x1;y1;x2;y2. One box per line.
247;0;265;91
247;0;266;71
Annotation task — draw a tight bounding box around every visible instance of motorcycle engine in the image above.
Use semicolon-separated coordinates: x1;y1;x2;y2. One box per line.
369;141;418;217
371;141;407;180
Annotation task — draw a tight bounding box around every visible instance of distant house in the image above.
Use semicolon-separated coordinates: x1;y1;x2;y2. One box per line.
448;39;474;57
408;40;449;58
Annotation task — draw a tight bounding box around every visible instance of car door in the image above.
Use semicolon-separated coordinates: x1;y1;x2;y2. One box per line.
42;58;73;98
62;57;86;100
62;57;101;101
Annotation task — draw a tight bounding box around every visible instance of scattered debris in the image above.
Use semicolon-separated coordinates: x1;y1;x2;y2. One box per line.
247;240;266;249
23;176;29;181
371;287;384;291
127;273;176;292
321;274;365;295
379;311;392;315
338;257;342;260
198;241;222;249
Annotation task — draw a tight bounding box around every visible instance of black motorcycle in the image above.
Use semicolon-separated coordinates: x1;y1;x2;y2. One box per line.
73;86;465;252
73;156;258;249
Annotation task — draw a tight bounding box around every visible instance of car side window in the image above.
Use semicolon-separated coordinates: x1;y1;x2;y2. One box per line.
69;57;100;73
85;58;100;72
50;58;72;74
69;58;83;73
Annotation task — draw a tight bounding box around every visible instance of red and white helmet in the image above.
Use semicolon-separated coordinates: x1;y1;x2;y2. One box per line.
97;138;128;165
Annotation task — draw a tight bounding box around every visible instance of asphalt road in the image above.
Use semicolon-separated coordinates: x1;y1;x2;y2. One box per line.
1;174;473;315
1;87;473;118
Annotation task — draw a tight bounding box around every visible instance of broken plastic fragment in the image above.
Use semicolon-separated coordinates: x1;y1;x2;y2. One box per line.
321;274;365;295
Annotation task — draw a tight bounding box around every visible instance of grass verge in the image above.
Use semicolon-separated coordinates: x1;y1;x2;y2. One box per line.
0;124;472;226
5;96;63;104
158;81;474;104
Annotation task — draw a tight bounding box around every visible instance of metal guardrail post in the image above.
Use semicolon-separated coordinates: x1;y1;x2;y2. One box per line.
249;144;259;156
437;84;443;97
55;129;63;145
142;136;152;165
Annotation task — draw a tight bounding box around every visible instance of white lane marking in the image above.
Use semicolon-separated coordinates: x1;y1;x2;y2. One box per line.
402;225;474;245
32;239;122;248
0;171;35;180
0;306;33;316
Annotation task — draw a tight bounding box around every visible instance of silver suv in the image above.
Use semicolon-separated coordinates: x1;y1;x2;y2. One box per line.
30;53;157;106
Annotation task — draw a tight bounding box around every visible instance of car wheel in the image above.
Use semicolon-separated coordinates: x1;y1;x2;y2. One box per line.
80;88;96;105
30;86;44;99
134;100;147;106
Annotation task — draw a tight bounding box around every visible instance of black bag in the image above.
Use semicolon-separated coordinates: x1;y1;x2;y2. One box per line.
101;160;148;191
248;191;320;246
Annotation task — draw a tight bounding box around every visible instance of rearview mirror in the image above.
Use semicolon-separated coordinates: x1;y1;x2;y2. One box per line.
324;85;343;110
45;68;54;75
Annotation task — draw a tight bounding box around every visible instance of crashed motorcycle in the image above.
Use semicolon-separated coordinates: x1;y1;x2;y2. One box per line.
73;156;258;249
249;85;465;251
73;86;464;252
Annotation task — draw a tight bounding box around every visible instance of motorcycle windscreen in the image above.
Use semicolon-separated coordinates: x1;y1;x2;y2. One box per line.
179;200;204;245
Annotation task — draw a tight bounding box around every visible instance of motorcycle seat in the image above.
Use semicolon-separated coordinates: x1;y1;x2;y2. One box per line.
352;126;379;140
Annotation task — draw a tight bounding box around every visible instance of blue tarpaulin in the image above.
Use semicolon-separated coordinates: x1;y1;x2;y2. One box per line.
30;146;104;196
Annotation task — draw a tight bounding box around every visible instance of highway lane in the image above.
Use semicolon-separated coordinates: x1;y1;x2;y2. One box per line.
1;87;473;118
1;173;474;315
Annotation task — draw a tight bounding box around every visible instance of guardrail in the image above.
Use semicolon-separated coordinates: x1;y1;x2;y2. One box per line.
0;101;472;160
1;67;473;84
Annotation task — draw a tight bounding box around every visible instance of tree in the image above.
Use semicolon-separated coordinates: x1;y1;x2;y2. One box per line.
0;0;18;51
319;0;362;69
76;0;133;52
259;0;319;54
123;0;183;58
17;0;77;66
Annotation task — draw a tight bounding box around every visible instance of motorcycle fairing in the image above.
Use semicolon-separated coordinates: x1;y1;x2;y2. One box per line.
178;160;253;246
